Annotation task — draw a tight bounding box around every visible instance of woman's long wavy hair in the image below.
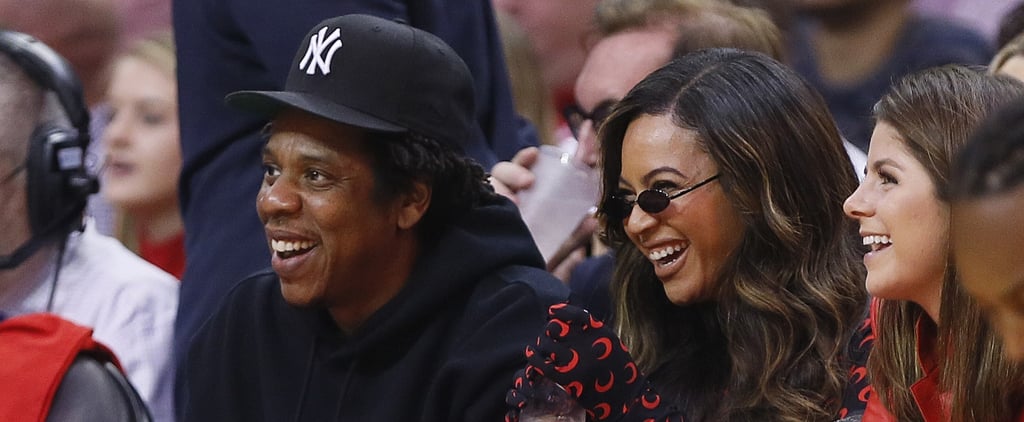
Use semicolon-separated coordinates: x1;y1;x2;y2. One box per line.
597;48;867;421
868;65;1024;422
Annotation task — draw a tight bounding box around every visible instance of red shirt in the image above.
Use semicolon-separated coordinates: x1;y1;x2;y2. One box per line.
139;230;185;280
0;313;121;422
862;299;1024;421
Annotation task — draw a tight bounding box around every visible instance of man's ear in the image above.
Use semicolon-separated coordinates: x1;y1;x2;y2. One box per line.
397;180;431;230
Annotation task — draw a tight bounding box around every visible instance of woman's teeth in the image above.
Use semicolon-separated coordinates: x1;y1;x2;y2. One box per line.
862;235;892;246
649;245;682;261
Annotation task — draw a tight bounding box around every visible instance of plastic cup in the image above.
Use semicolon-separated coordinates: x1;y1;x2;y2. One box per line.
516;145;600;265
519;377;586;422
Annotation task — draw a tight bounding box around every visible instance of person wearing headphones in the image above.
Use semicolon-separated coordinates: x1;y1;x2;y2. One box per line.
0;31;179;422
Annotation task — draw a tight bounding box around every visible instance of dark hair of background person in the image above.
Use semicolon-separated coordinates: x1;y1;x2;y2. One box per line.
724;0;793;40
597;48;866;421
998;1;1024;50
593;0;784;62
946;97;1024;201
595;0;796;47
670;1;783;61
364;131;499;241
869;65;1024;422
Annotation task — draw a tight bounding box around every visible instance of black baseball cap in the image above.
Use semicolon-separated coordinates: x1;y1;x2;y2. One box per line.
226;14;475;148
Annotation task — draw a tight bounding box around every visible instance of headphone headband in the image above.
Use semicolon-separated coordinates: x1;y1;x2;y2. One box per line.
0;29;97;257
0;30;90;139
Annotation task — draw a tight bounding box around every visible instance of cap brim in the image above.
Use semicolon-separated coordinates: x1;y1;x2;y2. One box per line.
225;90;407;134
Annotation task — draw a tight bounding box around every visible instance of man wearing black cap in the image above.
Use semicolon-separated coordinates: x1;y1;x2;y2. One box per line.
178;14;568;421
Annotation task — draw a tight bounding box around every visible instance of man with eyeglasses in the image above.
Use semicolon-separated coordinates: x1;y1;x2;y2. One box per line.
490;0;786;320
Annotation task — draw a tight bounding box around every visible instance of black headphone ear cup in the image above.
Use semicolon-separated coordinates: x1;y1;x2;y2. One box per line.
27;123;93;238
0;30;94;239
26;124;52;236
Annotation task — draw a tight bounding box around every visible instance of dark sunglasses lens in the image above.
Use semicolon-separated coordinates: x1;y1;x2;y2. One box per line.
636;190;670;214
592;104;614;127
562;105;585;138
602;197;632;220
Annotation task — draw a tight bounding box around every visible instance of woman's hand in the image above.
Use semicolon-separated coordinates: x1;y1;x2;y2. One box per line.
509;303;685;421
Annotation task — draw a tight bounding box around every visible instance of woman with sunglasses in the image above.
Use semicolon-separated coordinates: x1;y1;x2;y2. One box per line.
846;66;1024;421
508;48;868;422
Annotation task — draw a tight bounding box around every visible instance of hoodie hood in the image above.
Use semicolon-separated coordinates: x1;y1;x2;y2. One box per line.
181;193;568;422
316;194;544;357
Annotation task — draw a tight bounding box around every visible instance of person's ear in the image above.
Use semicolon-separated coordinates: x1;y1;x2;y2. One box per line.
397;180;431;230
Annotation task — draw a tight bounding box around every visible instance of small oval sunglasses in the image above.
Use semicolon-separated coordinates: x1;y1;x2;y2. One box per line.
602;174;719;220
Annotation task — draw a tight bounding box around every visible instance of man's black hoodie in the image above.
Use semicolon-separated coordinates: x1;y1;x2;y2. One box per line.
180;196;568;421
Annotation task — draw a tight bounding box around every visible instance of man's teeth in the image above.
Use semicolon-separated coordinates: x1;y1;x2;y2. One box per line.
649;245;682;261
862;235;892;246
271;239;315;253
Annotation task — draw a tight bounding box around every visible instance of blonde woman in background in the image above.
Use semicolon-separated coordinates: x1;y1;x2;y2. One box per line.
496;10;560;148
102;31;184;279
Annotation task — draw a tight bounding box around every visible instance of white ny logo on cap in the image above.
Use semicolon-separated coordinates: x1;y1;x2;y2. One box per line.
299;26;343;76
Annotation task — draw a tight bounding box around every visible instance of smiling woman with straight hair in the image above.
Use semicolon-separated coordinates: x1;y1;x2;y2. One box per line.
845;65;1024;422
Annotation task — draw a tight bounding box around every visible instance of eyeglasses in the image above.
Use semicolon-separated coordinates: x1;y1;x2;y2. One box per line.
602;174;720;220
562;101;616;141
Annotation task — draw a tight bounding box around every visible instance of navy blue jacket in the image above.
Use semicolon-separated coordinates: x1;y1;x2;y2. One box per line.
568;251;615;323
789;14;992;152
180;196;567;421
171;1;537;409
